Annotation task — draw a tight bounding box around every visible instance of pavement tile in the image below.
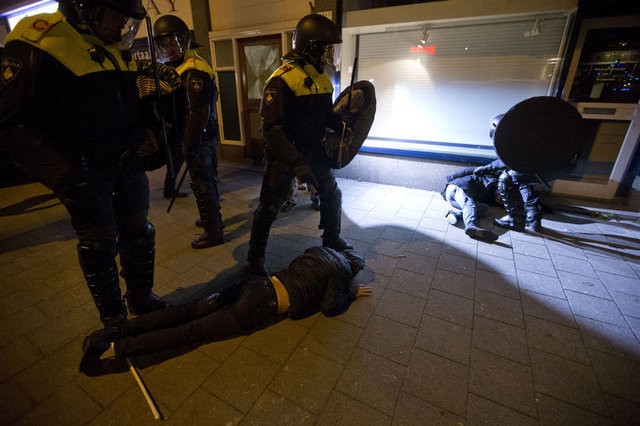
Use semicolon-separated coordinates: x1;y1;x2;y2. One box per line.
242;389;316;425
514;253;557;277
472;315;529;364
598;271;640;297
603;392;640;426
587;348;640;404
609;290;640;318
365;252;399;277
375;288;425;327
357;314;416;366
415;314;472;366
469;348;536;417
529;348;608;415
299;316;362;364
475;289;525;328
161;388;244;426
335;348;405;415
201;346;280;413
269;346;343;414
396;251;438;277
431;268;475;300
575;315;640;360
476;269;520;299
466;393;538;426
242;319;308;364
517;269;565;299
551;254;598;278
587;253;638;278
317;391;391;426
437;253;476;278
556;270;609;299
0;336;43;382
521;290;576;327
565;290;627;326
524;315;589;364
477;252;517;277
424;289;474;328
535;393;612;426
404;348;469;416
387;267;432;299
512;238;551;260
0;379;35;424
393;392;464;425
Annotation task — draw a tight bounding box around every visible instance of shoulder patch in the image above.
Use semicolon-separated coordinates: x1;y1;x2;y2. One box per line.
264;87;277;105
190;77;203;92
280;64;293;72
23;18;56;42
1;57;22;84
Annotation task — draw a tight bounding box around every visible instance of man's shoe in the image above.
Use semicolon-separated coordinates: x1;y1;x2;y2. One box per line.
79;329;127;377
465;226;498;242
323;236;354;251
191;231;225;249
494;215;525;231
126;292;168;316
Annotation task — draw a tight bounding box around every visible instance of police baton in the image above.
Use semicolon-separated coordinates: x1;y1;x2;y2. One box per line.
166;163;190;213
144;16;175;184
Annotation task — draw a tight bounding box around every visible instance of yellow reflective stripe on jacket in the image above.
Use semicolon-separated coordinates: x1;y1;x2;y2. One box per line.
6;11;136;76
176;50;214;78
270;62;333;97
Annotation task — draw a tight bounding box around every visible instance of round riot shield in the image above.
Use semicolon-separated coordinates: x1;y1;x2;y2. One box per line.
493;96;585;175
323;80;376;169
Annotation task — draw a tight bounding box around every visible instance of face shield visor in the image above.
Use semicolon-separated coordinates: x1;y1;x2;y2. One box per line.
89;5;142;48
154;33;190;64
321;43;342;71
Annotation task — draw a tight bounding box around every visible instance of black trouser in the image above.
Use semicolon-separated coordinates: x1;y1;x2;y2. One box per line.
187;134;222;231
115;277;281;368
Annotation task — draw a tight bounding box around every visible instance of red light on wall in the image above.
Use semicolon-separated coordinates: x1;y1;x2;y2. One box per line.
410;45;437;55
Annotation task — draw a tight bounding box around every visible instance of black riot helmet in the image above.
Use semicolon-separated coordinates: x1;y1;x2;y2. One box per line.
153;15;190;64
286;13;342;72
58;0;145;48
489;114;504;140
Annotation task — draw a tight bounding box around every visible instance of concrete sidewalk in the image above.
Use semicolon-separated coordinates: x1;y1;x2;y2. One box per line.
1;161;639;425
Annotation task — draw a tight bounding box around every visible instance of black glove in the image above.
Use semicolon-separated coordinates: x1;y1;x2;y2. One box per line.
292;161;318;188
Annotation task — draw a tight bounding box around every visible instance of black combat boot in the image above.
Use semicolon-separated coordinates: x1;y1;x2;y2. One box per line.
496;171;526;232
191;193;225;249
77;243;127;328
525;204;542;232
247;204;279;276
119;223;168;316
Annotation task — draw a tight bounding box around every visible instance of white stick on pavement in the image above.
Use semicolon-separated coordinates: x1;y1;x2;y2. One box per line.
126;358;163;420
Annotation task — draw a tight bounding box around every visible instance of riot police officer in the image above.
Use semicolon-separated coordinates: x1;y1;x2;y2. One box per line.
247;13;352;276
154;15;225;249
0;0;167;327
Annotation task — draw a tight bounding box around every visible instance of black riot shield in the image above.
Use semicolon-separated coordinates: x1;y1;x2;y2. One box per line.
323;80;376;169
493;96;586;176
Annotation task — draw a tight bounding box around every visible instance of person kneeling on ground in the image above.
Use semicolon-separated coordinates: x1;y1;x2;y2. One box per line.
79;246;371;376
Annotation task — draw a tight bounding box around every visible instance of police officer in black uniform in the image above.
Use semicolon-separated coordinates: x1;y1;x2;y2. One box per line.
154;15;225;249
247;13;352;275
0;0;167;327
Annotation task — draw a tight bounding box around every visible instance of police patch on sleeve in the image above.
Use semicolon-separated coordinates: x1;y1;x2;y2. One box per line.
190;77;203;92
2;57;22;85
264;88;277;105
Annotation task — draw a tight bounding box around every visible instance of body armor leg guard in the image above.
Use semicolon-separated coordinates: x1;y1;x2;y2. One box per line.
315;170;352;251
118;222;167;315
518;183;542;232
495;171;525;231
191;192;225;249
77;242;127;328
247;203;280;276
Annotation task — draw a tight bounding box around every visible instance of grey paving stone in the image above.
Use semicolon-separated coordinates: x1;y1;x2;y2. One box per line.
431;268;475;300
515;252;557;277
336;348;405;415
627;315;640;342
396;251;438;277
472;315;529;364
603;392;640;426
358;314;416;366
0;336;43;382
544;237;588;260
551;254;598;278
598;271;640;297
163;388;244;426
575;315;640;360
512;238;551;260
416;314;472;366
524;315;589;364
469;348;536;417
587;253;638;277
466;393;538;426
405;236;444;259
242;319;308;364
521;290;577;327
609;290;640;318
437;253;476;278
477;269;520;299
300;316;362;364
536;393;612;426
28;308;96;355
424;289;474;328
565;290;627;327
477;251;517;277
242;389;316;425
530;348;608;415
0;379;35;424
371;237;409;257
201;346;280;413
0;305;50;345
517;269;565;299
477;239;515;260
317;391;391;426
365;252;400;277
375;288;425;327
557;270;609;299
475;289;525;328
587;348;640;404
404;348;469;416
392;392;464;425
388;267;432;299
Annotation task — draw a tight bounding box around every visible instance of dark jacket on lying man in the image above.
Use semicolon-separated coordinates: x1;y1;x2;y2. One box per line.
80;246;369;375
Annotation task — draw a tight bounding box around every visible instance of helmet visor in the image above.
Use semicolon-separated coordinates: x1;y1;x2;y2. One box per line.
91;5;141;47
155;33;189;63
321;43;342;71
